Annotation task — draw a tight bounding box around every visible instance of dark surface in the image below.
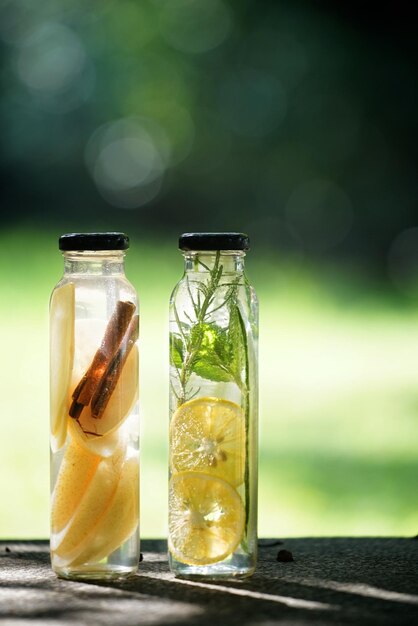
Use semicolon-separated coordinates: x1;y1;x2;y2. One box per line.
0;539;417;625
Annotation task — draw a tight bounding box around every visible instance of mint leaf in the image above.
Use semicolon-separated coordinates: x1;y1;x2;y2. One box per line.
170;334;184;369
228;300;247;387
189;322;235;383
192;359;234;383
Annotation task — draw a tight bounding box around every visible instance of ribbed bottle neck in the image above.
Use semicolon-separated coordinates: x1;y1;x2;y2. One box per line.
183;251;245;274
63;251;126;276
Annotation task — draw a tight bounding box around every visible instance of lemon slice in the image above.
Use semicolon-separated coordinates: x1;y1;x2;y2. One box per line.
51;439;100;534
50;282;75;452
51;447;124;563
169;472;245;566
170;397;245;487
70;457;139;567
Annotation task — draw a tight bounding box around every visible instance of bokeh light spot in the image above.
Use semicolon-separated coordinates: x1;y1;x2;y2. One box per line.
86;117;168;209
17;23;86;94
96;137;160;190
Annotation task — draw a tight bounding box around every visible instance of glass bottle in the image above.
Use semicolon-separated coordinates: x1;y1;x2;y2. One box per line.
50;233;140;580
168;232;258;579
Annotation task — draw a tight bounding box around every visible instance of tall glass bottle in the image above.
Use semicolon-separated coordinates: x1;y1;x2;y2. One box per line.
168;232;258;579
50;233;140;580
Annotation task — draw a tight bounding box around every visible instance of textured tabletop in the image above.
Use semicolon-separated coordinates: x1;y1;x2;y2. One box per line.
0;538;417;625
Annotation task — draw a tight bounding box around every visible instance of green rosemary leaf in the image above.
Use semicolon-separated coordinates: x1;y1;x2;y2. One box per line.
197;283;210;300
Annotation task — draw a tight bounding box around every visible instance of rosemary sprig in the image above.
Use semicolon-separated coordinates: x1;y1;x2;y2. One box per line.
171;252;251;404
175;251;223;404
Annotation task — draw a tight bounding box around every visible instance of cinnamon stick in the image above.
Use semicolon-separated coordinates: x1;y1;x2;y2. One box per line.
69;377;89;419
69;300;135;418
90;314;139;419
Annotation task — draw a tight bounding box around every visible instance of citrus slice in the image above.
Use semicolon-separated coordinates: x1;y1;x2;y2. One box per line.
169;472;245;566
51;446;124;563
70;457;139;566
50;282;75;452
170;397;245;487
68;318;138;453
51;439;100;534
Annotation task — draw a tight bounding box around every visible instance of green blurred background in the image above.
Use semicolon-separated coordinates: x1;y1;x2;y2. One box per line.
0;0;417;539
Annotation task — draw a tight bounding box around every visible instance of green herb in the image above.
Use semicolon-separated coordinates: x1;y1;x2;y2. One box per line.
170;251;248;404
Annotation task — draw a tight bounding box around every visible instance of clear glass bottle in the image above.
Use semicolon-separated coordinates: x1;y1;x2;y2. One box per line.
168;232;258;579
50;233;140;580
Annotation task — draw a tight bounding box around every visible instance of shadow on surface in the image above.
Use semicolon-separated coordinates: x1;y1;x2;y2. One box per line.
1;540;417;625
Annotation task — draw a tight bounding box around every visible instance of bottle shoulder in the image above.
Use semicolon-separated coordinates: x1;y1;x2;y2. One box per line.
169;275;186;305
120;276;139;302
50;274;139;307
169;272;258;330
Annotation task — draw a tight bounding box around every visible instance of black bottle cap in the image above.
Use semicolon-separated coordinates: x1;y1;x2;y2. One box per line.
59;232;130;251
179;232;250;251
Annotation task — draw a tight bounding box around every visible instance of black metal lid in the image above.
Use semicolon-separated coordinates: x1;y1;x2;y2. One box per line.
59;232;129;251
179;232;250;251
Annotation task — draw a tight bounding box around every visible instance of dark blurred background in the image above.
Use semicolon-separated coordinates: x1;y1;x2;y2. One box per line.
0;0;417;538
1;0;417;268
